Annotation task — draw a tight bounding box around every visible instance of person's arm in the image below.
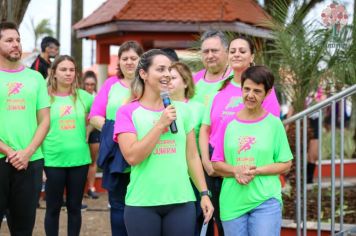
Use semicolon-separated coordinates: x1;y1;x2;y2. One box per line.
186;130;214;224
199;124;217;176
254;161;292;175
8;107;50;170
88;78;117;130
118;105;176;166
0;141;16;158
89;116;105;131
86;116;95;143
211;161;235;177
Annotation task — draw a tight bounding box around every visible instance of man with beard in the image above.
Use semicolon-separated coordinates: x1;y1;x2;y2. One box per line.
0;22;50;235
31;36;60;79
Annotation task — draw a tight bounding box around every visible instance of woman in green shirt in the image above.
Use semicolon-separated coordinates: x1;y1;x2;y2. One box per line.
43;55;93;236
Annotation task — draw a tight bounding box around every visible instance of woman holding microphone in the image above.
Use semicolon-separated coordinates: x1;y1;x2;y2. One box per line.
114;49;214;236
89;41;143;235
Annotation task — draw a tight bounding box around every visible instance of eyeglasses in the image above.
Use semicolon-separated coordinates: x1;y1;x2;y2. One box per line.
84;83;96;87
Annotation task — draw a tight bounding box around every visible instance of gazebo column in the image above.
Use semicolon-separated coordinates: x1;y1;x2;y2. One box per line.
96;42;110;89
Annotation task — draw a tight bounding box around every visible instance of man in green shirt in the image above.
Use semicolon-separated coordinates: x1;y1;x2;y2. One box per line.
0;22;50;235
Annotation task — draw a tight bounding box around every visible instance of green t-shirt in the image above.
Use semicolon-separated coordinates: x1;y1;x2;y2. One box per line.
114;101;196;206
43;89;93;167
191;68;233;107
186;99;205;154
0;67;50;161
211;113;293;221
106;80;131;120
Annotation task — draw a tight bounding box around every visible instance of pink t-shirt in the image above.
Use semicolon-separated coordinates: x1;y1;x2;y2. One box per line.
203;80;281;148
88;76;119;119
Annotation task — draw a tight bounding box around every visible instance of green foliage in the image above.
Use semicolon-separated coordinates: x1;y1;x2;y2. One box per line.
261;0;355;113
31;18;54;50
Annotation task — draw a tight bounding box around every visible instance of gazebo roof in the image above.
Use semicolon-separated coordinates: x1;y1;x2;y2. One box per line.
74;0;272;39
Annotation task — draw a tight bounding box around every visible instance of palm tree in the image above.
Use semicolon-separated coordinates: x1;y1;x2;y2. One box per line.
31;18;54;50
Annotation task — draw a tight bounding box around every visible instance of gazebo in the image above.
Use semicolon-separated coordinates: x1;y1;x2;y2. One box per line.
74;0;272;86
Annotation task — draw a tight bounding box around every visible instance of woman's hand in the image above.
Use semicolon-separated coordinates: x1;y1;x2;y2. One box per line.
234;165;256;185
156;105;176;131
201;196;214;224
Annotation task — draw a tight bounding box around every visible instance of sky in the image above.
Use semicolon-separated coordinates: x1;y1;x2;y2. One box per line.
19;0;107;69
19;0;354;69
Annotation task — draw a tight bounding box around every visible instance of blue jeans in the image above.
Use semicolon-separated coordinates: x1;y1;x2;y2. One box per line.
222;198;282;236
108;173;129;236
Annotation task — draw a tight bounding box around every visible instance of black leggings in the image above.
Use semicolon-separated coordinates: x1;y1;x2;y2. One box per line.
124;202;196;236
44;165;89;236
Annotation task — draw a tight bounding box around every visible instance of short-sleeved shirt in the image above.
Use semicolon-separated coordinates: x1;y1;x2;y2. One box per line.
211;113;293;221
203;80;281;148
43;89;93;167
190;68;232;107
88;76;130;121
113;101;196;206
186;99;205;153
0;66;50;161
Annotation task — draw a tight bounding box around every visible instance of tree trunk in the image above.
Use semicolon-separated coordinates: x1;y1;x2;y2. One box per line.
71;0;83;75
0;0;30;24
56;0;61;40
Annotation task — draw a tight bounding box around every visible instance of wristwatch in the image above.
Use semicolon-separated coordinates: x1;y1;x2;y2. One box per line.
200;190;212;198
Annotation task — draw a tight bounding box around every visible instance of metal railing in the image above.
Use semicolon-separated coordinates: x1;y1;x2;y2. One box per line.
283;84;356;236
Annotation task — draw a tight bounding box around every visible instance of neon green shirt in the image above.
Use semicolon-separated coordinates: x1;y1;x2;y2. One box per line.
211;113;293;221
43;89;93;167
186;99;205;154
191;68;233;107
114;101;196;206
0;67;50;161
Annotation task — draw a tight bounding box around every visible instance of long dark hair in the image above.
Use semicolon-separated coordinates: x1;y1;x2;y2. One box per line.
219;35;255;91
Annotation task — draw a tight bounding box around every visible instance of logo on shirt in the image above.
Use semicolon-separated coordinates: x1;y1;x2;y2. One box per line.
225;96;243;109
7;82;23;96
153;140;177;155
60;105;73;117
238;136;256;154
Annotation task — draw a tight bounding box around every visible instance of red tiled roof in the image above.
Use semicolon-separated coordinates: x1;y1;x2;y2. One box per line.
74;0;270;30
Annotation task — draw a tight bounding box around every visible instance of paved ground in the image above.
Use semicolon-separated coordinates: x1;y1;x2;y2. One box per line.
0;193;111;236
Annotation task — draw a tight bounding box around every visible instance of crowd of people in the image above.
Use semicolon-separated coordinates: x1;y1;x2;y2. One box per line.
0;21;294;236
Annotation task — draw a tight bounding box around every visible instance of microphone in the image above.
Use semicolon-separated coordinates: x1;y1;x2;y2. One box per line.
160;90;178;134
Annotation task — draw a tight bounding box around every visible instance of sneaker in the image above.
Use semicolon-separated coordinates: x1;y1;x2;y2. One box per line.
2;216;6;222
87;189;99;199
81;204;88;211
